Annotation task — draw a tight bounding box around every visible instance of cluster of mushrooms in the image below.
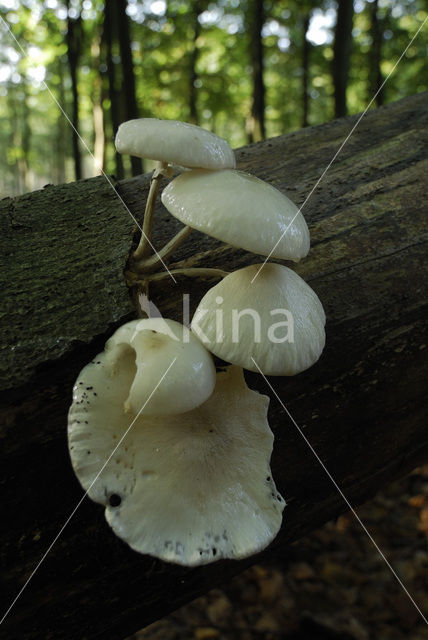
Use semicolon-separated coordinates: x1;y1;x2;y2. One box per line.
68;119;326;566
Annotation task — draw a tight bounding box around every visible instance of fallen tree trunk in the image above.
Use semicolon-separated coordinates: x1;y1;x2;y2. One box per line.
0;92;427;639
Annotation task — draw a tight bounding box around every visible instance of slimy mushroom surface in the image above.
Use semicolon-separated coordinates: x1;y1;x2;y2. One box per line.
70;318;216;418
191;263;326;376
68;366;285;565
161;169;310;261
115;118;236;170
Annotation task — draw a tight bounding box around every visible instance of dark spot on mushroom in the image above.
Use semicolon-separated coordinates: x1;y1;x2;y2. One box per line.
266;476;271;481
84;420;88;424
209;429;214;433
94;392;97;396
151;330;157;333
276;495;282;501
108;494;121;507
212;547;217;556
87;450;91;455
86;386;93;390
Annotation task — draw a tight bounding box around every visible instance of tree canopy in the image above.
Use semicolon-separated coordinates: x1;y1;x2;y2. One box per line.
0;0;426;195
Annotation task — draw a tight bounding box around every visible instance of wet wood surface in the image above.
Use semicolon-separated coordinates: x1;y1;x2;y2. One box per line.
0;92;427;639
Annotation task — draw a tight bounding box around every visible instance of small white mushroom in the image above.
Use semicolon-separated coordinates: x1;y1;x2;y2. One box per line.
68;365;285;565
115;118;236;170
72;318;216;418
191;263;326;376
161;169;310;261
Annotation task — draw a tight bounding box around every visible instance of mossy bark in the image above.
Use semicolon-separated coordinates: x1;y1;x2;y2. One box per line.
0;93;427;639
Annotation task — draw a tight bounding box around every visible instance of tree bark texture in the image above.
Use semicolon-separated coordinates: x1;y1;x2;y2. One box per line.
0;93;427;639
332;0;354;118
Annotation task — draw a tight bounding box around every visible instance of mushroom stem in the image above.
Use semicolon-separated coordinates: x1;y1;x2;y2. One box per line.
133;160;169;261
139;267;229;283
133;225;193;274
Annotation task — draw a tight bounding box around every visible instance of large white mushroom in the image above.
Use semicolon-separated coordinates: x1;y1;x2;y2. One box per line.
115;118;236;171
161;169;310;262
70;318;216;418
68;366;285;565
191;262;326;376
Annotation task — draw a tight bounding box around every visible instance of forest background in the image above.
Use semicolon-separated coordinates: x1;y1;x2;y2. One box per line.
0;0;426;197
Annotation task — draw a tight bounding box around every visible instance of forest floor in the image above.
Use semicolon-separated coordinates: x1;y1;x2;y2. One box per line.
129;465;428;640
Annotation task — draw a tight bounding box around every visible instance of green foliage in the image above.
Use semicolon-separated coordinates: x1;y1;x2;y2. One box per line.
0;0;426;195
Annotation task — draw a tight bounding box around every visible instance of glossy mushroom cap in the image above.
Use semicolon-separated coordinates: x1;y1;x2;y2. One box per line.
162;169;310;261
191;263;326;376
115;118;236;170
71;318;216;418
68;366;285;565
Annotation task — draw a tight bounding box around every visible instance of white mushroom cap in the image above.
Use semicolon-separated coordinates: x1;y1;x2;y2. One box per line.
191;263;326;376
68;365;285;565
76;318;216;418
161;169;310;261
115;118;236;170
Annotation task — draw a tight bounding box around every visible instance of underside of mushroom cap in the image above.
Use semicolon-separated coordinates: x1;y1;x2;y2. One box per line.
161;169;310;261
68;366;285;566
115;118;236;170
191;263;326;376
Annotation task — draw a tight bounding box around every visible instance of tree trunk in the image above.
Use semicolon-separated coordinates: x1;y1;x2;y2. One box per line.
103;0;124;179
302;13;311;128
368;0;384;106
115;0;143;176
54;57;67;184
7;87;21;193
247;0;266;142
91;28;105;174
188;1;203;125
1;93;427;639
332;0;354;118
66;6;82;180
19;80;31;191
